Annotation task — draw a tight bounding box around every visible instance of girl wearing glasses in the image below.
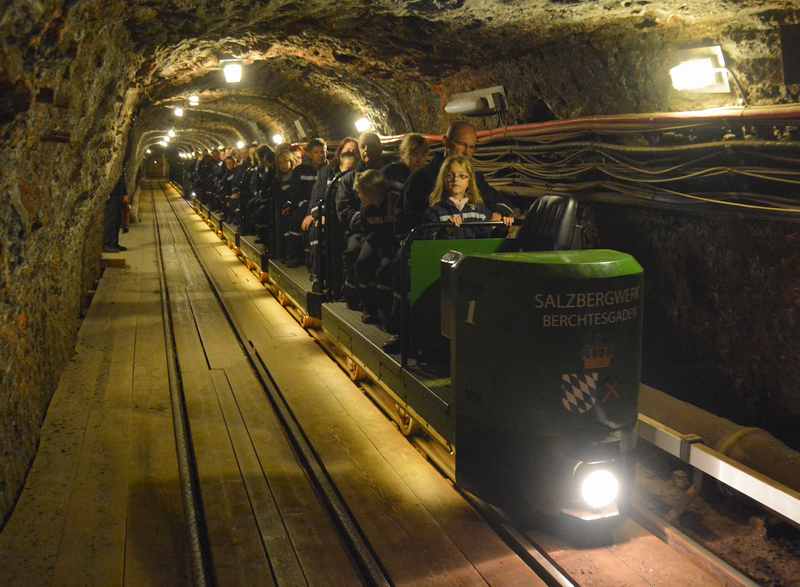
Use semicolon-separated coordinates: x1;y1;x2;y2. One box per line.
423;155;491;238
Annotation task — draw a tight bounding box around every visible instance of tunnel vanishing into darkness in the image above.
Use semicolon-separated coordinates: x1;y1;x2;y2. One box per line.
1;0;800;524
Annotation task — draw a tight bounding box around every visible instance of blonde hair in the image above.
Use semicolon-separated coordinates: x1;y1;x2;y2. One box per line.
399;133;428;165
429;155;482;207
354;169;387;206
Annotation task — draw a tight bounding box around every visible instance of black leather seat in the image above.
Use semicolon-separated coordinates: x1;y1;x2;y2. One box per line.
514;195;579;251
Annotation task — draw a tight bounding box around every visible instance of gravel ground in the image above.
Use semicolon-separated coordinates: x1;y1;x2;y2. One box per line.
635;442;800;586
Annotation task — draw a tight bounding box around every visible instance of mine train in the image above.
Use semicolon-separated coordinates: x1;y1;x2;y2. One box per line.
183;183;644;524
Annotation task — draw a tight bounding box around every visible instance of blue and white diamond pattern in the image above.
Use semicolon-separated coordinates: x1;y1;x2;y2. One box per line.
561;372;599;414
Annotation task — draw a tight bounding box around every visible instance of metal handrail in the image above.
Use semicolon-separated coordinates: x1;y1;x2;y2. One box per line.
637;414;800;525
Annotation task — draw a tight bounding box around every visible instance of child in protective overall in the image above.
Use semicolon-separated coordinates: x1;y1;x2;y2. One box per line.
347;169;397;325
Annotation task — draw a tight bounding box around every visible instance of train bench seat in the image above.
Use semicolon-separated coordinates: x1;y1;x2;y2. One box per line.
321;301;456;443
268;260;325;318
221;220;240;248
239;234;269;273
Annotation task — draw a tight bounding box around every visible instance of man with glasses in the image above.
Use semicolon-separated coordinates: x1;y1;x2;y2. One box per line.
399;120;514;234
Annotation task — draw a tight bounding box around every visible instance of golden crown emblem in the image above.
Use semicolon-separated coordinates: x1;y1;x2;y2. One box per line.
583;342;613;370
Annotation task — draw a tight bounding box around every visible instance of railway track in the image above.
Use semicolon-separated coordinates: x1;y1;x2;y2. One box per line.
154;181;760;586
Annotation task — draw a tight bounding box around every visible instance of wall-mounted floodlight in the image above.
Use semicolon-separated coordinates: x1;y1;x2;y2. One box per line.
355;117;373;133
272;133;285;145
223;62;242;83
188;95;199;106
174;107;184;117
294;119;308;139
445;86;508;116
167;129;176;138
236;140;245;149
669;46;731;93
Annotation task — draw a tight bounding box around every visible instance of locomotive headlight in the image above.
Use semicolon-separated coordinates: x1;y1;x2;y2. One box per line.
580;469;619;510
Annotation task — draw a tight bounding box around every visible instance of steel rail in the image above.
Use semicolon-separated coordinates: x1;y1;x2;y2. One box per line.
151;188;214;587
158;185;391;587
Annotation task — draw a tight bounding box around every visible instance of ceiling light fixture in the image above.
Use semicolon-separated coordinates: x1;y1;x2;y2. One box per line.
168;129;176;138
355;117;373;133
158;140;167;147
272;133;285;145
236;140;245;149
188;95;199;106
669;46;731;93
174;106;184;117
145;148;152;154
223;62;242;83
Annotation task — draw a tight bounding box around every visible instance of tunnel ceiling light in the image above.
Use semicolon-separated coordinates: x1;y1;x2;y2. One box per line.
168;129;176;138
236;140;245;149
188;95;199;106
669;46;731;93
218;145;225;150
158;140;167;147
272;133;285;145
145;148;152;154
174;106;184;117
223;62;242;83
355;117;373;133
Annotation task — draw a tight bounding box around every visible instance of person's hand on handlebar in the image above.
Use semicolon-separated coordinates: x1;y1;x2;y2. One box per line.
301;214;314;231
490;211;514;226
448;214;464;227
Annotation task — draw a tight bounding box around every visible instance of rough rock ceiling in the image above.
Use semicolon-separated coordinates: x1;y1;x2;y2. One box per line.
3;0;798;160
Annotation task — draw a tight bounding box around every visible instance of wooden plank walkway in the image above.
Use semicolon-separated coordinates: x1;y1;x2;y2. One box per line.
162;186;546;586
0;194;190;587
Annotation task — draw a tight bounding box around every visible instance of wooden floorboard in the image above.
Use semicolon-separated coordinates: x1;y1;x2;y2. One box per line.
156;190;360;586
0;191;191;587
166;186;544;586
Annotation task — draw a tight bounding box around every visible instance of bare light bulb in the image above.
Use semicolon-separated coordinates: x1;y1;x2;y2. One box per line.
272;133;285;145
174;107;184;117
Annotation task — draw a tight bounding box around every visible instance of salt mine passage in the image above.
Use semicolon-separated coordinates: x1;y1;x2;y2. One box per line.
3;2;800;586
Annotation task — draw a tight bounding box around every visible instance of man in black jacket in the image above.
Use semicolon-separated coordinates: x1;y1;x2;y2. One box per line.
399;121;514;234
103;173;128;253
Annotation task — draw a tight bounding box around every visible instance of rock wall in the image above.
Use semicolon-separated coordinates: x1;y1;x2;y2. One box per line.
584;204;800;447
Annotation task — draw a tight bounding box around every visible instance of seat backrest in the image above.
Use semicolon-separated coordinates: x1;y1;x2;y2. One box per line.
515;195;579;251
409;238;505;306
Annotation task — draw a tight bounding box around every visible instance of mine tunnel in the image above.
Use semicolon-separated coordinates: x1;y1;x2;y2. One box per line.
2;2;800;585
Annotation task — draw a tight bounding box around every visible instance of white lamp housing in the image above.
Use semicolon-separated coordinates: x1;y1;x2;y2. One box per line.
223;62;242;83
444;86;508;116
272;133;285;145
669;46;731;93
294;119;308;139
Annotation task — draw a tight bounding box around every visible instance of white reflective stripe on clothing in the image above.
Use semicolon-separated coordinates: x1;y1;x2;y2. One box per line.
281;184;291;190
300;175;317;181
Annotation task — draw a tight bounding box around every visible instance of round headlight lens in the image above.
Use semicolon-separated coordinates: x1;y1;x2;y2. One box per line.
581;469;619;510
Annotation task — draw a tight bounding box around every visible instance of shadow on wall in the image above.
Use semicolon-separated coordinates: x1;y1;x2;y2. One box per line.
583;203;800;449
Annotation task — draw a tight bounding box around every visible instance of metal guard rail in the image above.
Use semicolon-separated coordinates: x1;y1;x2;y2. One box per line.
638;413;800;526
